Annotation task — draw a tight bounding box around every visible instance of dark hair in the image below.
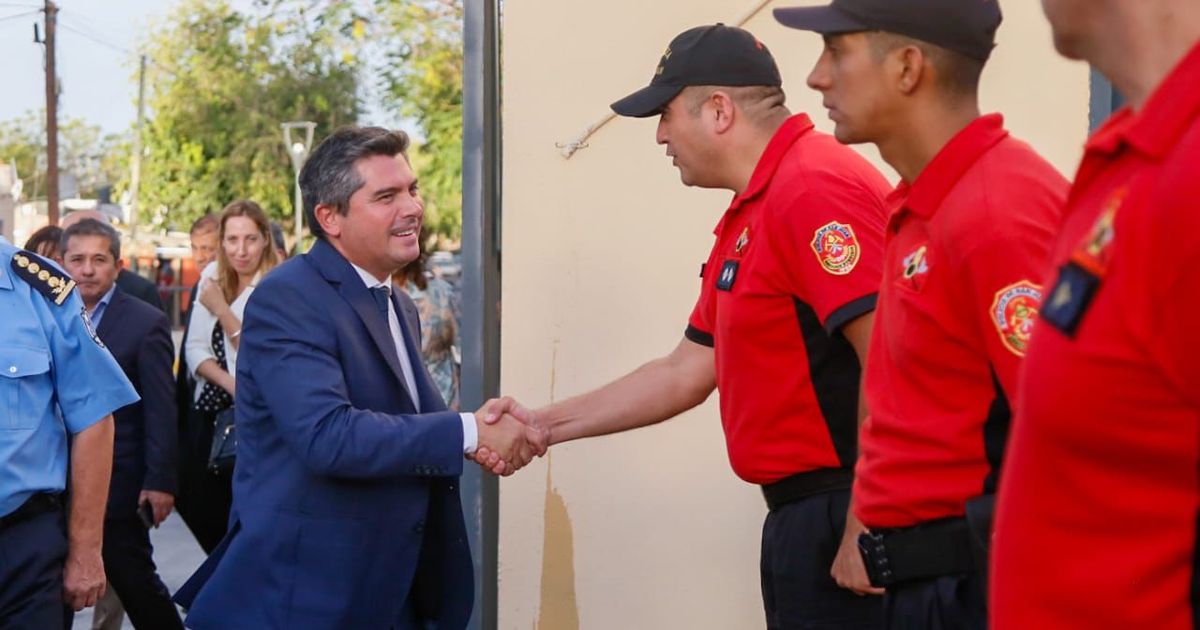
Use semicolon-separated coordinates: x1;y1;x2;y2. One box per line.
683;85;788;121
299;126;411;241
868;32;984;97
61;218;121;261
190;213;220;236
268;221;287;257
24;225;64;260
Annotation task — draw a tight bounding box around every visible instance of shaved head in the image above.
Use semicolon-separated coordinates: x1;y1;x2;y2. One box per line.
60;209;107;229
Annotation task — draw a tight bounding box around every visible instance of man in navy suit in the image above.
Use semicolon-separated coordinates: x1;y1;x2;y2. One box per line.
61;219;183;629
61;210;165;313
175;126;546;629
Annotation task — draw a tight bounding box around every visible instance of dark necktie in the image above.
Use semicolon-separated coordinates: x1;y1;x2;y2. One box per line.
370;285;391;320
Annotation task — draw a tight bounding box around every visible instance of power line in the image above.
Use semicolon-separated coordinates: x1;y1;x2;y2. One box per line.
57;19;130;55
0;8;37;22
0;2;38;7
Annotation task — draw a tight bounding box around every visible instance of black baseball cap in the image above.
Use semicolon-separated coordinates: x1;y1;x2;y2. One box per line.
773;0;1003;62
611;24;782;118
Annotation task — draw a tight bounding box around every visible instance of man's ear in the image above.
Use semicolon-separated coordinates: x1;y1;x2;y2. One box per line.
709;90;737;134
314;203;342;238
895;45;927;95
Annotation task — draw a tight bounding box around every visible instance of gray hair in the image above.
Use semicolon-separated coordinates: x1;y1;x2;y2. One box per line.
299;126;411;240
61;218;121;261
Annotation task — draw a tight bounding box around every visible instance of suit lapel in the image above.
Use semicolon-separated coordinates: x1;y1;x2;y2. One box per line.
307;241;416;410
94;288;125;342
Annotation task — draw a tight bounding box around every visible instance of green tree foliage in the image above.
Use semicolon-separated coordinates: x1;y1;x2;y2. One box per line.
0;110;128;201
139;0;361;232
374;0;463;241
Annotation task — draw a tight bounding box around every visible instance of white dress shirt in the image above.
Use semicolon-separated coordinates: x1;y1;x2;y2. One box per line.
185;261;259;403
349;264;477;455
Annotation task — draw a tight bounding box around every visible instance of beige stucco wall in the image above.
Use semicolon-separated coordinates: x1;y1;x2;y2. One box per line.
498;2;1090;628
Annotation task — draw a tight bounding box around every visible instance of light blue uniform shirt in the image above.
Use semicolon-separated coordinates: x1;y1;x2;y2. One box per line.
0;237;139;517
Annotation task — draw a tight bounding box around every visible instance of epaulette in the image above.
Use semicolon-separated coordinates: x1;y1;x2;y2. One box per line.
11;250;76;306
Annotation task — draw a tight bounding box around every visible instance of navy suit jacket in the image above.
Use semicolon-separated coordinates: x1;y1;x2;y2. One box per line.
116;268;165;312
177;239;474;630
95;287;178;516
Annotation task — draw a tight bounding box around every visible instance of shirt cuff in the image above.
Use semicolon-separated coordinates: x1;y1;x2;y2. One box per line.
460;412;478;455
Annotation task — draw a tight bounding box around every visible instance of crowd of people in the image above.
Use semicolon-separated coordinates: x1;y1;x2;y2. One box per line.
0;0;1196;628
2;152;465;629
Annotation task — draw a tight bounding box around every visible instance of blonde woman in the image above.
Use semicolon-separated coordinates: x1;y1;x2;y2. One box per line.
180;200;279;549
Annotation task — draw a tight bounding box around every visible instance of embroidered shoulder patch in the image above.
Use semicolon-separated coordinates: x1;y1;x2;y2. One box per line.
990;280;1042;356
11;250;76;306
80;306;105;347
810;221;861;275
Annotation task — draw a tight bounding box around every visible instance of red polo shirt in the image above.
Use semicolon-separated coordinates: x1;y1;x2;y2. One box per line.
853;115;1068;528
686;113;890;485
993;43;1200;630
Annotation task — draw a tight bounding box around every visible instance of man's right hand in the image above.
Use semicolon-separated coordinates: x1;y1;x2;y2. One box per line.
63;547;106;611
831;511;885;596
475;411;545;475
472;397;549;476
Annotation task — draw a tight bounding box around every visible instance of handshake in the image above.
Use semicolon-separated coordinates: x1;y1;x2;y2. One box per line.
471;397;549;476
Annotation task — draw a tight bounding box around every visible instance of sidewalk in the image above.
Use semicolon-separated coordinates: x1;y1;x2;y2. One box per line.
71;514;207;629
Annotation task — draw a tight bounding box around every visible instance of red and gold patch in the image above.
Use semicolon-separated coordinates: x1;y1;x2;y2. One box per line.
810;221;861;275
990;280;1043;356
735;227;750;254
1073;185;1125;276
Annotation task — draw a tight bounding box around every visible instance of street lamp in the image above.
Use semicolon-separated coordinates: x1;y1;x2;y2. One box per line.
281;121;317;250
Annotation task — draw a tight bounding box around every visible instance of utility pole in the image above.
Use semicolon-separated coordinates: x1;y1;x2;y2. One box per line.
43;0;59;225
129;55;147;242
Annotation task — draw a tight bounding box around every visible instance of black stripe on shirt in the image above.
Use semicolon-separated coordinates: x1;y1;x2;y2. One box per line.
981;370;1012;496
684;325;714;348
824;293;878;336
794;298;860;469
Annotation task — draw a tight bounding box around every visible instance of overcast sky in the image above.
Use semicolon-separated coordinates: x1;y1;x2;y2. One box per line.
0;0;256;135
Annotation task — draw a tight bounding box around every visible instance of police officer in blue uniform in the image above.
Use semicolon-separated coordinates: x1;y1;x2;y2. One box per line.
0;235;139;628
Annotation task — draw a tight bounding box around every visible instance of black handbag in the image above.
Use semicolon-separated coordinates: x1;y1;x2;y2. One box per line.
207;406;237;474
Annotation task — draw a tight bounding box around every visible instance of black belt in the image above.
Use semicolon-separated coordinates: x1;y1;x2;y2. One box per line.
0;493;62;530
761;468;853;510
858;516;975;588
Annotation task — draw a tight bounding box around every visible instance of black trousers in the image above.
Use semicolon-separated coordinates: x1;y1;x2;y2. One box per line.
0;503;71;630
175;404;233;553
883;573;986;630
101;516;183;629
761;489;883;630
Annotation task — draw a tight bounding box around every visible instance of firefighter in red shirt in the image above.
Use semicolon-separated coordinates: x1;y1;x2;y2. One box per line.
776;0;1068;626
478;24;892;628
992;2;1200;628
